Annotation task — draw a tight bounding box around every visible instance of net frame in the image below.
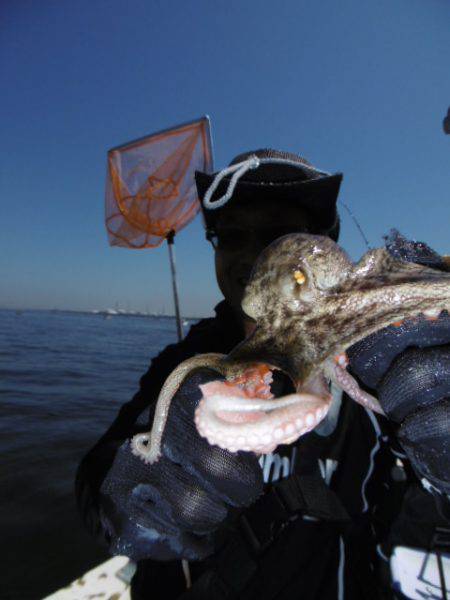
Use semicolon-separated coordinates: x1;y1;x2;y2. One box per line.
105;116;214;249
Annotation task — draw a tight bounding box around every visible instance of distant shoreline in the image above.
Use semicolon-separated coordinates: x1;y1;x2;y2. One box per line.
0;308;207;321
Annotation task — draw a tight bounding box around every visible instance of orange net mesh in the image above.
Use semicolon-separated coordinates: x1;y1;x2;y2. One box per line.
105;117;213;248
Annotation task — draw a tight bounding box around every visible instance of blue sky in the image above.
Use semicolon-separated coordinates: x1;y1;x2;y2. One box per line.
1;0;449;316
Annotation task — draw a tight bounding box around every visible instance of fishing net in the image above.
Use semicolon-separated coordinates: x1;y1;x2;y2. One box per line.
105;117;213;248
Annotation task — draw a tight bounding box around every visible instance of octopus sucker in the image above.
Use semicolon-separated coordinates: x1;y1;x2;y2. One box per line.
195;388;331;452
130;234;450;464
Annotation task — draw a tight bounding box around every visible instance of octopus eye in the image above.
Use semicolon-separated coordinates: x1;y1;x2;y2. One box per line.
293;270;306;285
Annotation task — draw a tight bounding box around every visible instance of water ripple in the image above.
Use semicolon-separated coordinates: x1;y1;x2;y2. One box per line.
0;308;183;599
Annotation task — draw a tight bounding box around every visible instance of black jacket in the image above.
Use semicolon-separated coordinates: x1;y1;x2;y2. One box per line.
75;301;448;599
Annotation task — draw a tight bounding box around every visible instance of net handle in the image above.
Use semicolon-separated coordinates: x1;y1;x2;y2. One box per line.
166;231;184;341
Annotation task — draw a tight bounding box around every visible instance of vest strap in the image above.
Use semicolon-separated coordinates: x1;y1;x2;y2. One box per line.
180;472;351;598
238;473;351;555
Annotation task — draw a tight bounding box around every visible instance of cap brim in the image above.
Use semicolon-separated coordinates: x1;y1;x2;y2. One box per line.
195;170;343;232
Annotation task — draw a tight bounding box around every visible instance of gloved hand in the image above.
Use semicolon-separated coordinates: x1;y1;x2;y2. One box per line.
98;369;264;561
348;313;450;495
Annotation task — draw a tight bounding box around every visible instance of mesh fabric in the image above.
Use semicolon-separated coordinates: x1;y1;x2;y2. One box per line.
100;370;263;561
347;312;450;389
399;399;450;494
105;118;213;248
378;346;450;422
384;229;449;271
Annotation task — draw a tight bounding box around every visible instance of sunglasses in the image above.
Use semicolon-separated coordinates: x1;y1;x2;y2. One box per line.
206;226;312;251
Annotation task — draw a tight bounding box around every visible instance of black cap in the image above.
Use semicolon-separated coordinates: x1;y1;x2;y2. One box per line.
195;148;342;241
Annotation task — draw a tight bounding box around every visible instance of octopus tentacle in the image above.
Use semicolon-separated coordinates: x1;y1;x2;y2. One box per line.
195;389;331;454
130;353;227;464
328;360;385;414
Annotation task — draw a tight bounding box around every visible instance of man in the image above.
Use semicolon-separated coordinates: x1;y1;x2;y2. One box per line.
76;149;450;599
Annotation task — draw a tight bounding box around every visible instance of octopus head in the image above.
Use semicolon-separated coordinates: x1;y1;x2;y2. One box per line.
241;234;353;320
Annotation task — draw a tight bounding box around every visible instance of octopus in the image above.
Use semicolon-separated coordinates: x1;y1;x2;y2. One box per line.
131;234;450;464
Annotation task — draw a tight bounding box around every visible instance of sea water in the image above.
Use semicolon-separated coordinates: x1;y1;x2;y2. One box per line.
0;309;187;599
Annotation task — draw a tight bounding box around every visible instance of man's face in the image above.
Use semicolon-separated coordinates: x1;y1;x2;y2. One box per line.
212;201;315;317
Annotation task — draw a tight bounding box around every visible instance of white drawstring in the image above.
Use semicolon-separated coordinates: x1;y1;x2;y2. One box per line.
202;155;260;209
202;155;331;210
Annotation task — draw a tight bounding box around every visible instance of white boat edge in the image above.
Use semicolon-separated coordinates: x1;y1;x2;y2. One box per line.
43;556;136;599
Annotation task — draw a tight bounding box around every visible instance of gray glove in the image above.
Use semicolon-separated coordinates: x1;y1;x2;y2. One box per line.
348;313;450;494
99;369;264;561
